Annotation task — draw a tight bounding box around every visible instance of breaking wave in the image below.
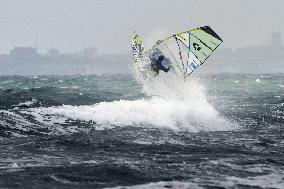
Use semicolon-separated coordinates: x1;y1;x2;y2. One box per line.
1;74;237;136
0;72;240;137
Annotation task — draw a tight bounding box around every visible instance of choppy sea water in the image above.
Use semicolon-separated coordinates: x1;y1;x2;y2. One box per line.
0;74;283;189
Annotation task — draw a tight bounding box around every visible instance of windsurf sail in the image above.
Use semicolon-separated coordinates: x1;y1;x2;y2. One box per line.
152;26;223;77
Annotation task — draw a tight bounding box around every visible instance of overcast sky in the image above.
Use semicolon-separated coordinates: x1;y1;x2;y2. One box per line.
0;0;283;54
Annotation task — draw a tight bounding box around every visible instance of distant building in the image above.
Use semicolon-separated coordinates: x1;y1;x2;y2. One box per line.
46;48;59;57
271;32;282;47
0;54;10;64
82;48;97;58
10;47;38;58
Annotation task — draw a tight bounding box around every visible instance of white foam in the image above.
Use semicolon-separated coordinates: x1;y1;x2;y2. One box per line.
0;109;88;136
105;181;203;189
17;98;38;107
112;173;284;189
9;163;19;168
28;75;238;132
1;80;12;84
222;174;284;189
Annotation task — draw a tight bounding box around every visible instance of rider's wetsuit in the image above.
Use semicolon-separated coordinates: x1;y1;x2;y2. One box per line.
151;55;170;74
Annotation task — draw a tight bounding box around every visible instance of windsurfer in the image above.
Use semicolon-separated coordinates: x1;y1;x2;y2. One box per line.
151;55;170;74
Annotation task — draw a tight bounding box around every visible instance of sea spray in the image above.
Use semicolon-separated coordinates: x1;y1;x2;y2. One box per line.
25;73;238;132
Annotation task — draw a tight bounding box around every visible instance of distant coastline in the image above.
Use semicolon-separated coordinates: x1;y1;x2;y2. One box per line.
0;33;283;75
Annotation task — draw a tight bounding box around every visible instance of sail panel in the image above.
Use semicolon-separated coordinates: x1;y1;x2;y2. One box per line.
153;26;223;77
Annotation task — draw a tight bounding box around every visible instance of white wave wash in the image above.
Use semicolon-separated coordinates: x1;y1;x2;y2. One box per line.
16;98;38;107
105;173;284;189
26;73;238;132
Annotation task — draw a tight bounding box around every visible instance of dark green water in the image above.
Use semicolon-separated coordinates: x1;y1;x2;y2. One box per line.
0;74;283;188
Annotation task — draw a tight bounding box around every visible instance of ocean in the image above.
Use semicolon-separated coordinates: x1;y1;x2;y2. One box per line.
0;73;283;188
